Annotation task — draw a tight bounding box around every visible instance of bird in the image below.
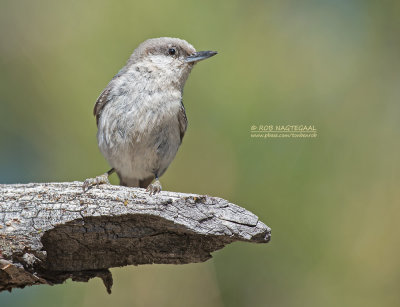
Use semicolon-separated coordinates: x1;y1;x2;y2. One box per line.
83;37;217;194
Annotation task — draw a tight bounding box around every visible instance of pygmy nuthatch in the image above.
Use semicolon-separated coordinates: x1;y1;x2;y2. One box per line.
83;37;217;194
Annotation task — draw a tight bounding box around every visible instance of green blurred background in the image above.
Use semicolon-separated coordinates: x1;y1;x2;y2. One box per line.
1;0;399;306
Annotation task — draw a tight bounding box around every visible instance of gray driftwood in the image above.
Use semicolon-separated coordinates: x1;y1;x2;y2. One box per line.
0;182;271;293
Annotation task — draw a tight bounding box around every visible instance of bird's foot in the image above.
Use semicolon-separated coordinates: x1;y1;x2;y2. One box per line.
146;179;162;195
82;172;110;192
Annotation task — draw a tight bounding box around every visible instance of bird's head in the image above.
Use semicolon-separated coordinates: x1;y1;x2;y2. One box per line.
128;37;217;88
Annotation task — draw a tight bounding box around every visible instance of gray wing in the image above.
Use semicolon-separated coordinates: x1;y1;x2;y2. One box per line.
94;87;112;126
178;101;188;143
93;66;128;126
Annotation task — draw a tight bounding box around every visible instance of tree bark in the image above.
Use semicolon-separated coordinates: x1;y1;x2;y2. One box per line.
0;182;271;293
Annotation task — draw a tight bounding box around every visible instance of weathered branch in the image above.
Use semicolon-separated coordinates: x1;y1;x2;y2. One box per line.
0;182;271;293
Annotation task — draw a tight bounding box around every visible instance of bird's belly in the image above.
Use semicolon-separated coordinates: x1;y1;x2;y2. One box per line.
97;107;181;180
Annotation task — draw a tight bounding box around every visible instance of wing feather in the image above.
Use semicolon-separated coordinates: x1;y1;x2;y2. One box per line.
93;67;128;126
178;101;188;143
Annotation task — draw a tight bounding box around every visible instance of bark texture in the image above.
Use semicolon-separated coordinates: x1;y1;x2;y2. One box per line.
0;182;271;293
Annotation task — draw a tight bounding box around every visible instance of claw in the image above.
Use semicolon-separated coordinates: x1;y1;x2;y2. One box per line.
82;173;110;192
146;179;162;195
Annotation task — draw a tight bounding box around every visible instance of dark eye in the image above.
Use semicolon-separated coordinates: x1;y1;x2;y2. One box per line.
168;48;176;55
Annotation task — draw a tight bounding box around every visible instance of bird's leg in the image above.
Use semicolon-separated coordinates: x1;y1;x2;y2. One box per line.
146;176;162;195
82;168;115;192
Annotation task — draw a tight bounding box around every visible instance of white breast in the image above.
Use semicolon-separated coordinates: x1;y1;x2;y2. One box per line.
96;68;183;180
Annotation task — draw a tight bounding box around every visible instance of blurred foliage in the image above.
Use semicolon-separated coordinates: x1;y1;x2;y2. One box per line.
1;0;399;306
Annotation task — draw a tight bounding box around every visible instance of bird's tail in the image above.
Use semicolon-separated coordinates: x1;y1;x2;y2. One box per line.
117;173;154;188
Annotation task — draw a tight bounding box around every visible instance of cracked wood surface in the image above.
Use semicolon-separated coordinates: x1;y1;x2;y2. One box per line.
0;182;271;293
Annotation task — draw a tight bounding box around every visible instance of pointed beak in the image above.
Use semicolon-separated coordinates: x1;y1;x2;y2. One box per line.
185;50;218;63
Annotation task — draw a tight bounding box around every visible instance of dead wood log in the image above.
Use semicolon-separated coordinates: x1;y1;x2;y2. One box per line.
0;182;271;293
